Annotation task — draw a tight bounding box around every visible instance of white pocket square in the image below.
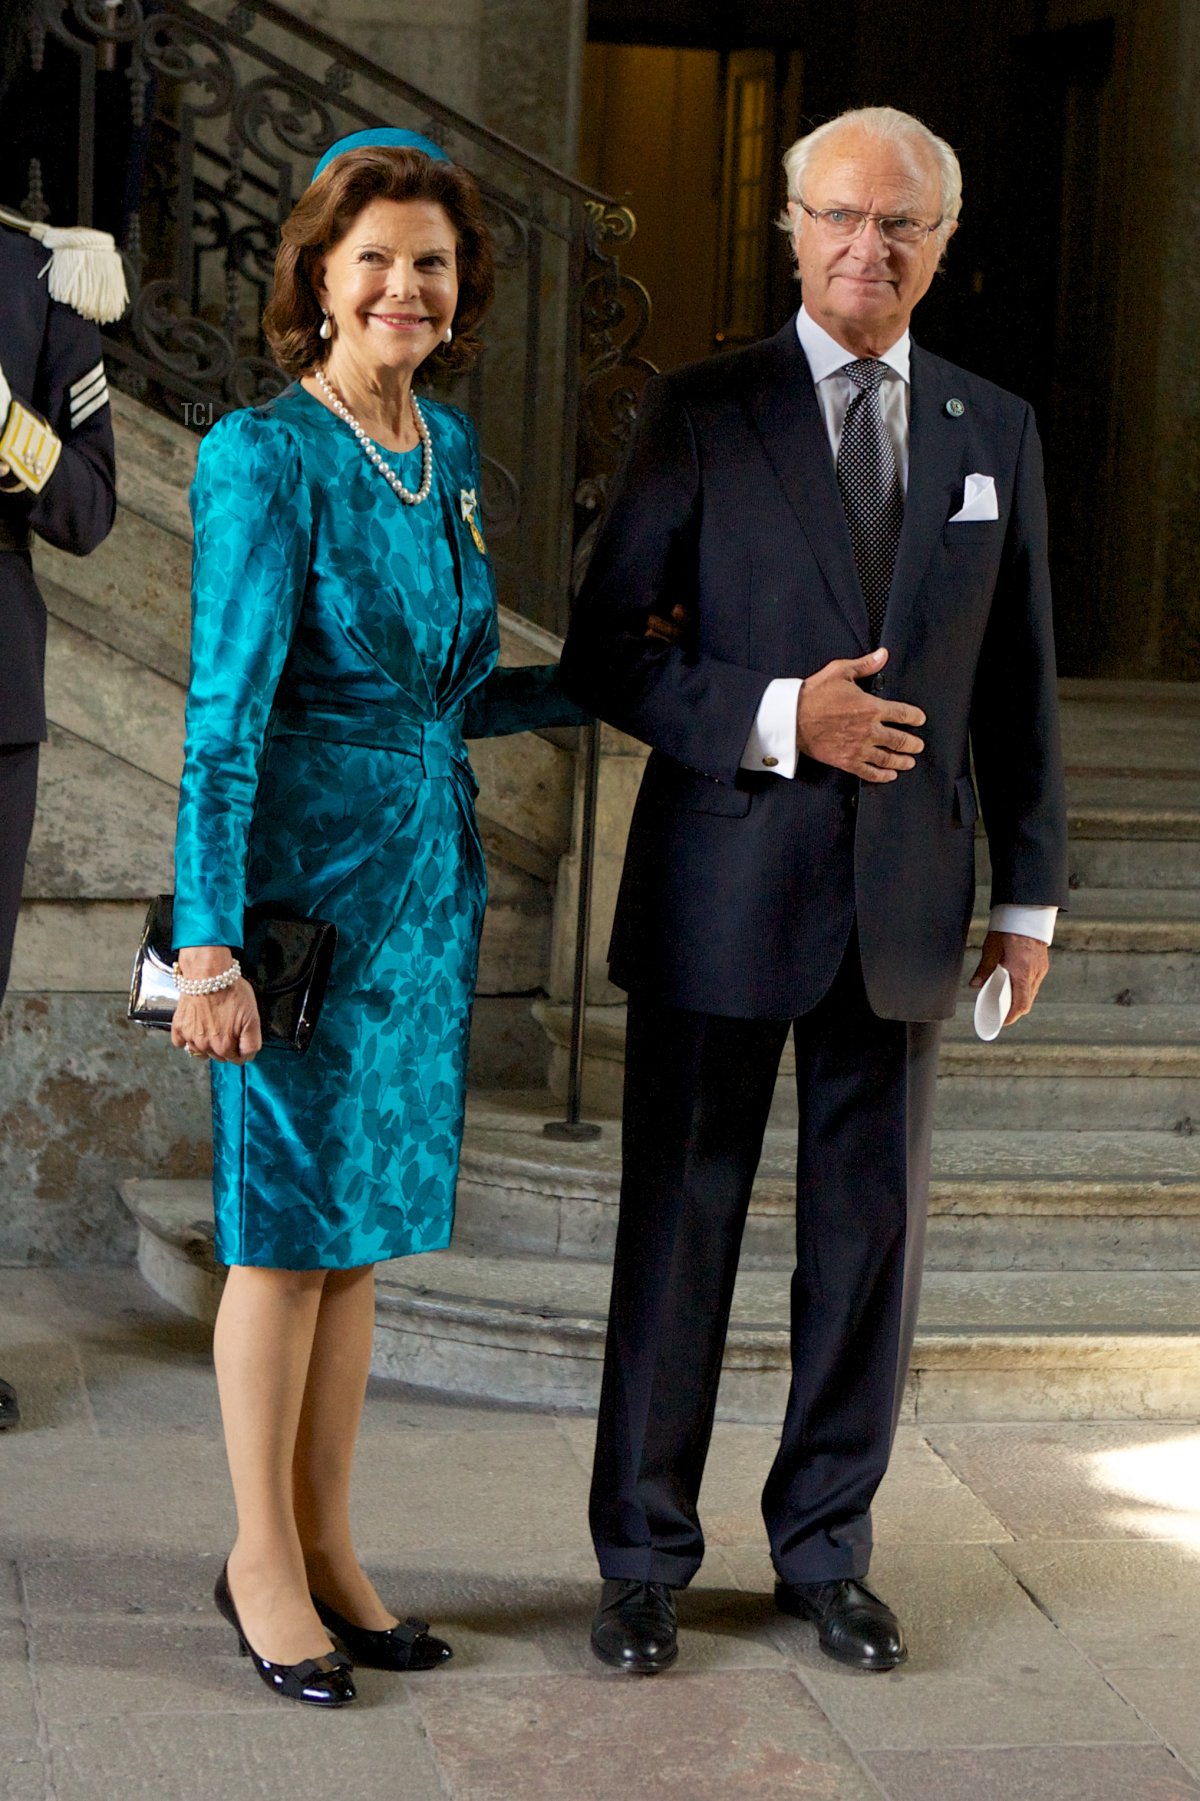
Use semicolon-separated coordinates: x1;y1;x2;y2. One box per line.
948;473;998;522
973;965;1011;1041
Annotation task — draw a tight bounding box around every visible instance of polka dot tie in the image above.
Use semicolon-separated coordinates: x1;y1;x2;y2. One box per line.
836;359;905;647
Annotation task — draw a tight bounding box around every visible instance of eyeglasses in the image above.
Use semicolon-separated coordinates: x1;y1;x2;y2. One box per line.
795;200;943;246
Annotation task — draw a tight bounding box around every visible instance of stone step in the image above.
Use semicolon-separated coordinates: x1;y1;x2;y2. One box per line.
966;893;1200;1003
371;1252;1200;1423
1064;774;1200;812
108;387;199;543
453;1098;1200;1271
986;886;1200;931
44;609;185;787
935;1000;1200;1129
979;807;1200;889
1014;950;1199;1005
536;999;1200;1126
34;475;193;669
10;899;153;994
23;724;177;904
1056;677;1200;772
1061;839;1200;890
120;1177;1200;1424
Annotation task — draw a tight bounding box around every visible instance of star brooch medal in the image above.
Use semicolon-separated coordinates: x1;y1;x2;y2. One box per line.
460;486;487;556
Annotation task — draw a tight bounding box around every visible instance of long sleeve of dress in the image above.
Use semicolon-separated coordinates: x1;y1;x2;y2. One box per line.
462;662;589;737
456;416;589;739
173;410;311;950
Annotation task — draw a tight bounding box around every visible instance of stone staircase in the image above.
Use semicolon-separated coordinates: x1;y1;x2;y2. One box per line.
0;389;582;1262
125;682;1200;1423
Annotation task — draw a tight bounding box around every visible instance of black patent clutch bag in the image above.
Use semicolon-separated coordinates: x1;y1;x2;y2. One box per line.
128;894;338;1054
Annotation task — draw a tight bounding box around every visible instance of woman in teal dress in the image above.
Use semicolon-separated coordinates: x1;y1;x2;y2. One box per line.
170;129;585;1708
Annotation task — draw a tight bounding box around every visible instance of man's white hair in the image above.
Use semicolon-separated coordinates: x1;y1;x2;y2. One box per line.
780;106;963;233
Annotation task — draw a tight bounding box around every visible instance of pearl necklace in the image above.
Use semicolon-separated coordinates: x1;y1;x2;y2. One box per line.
313;365;434;505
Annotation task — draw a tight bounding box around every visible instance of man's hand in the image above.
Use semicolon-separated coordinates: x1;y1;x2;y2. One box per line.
644;602;690;647
795;646;925;782
969;930;1050;1026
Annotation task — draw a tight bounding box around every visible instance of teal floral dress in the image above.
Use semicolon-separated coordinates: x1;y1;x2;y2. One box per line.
173;384;583;1269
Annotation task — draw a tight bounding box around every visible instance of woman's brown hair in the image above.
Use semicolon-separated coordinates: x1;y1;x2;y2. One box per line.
263;146;495;380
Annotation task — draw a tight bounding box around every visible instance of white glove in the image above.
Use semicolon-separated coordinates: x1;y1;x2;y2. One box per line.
0;361;10;478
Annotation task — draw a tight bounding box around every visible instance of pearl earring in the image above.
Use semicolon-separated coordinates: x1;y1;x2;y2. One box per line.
319;310;333;341
444;324;453;343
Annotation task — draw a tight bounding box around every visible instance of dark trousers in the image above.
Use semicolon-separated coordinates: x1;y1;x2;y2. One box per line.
0;743;39;1007
590;932;943;1589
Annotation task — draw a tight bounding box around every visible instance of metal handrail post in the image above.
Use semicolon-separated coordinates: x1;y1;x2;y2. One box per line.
544;716;601;1141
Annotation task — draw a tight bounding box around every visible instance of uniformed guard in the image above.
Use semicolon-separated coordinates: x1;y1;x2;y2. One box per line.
0;207;125;1431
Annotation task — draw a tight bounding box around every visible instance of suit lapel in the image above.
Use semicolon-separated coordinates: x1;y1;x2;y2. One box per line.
883;344;966;644
739;320;871;651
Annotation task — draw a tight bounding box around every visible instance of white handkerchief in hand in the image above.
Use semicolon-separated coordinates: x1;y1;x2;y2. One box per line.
974;965;1012;1041
948;473;998;522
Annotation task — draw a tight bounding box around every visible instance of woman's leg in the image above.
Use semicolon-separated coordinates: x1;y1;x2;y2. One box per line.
293;1264;397;1629
214;1264;336;1662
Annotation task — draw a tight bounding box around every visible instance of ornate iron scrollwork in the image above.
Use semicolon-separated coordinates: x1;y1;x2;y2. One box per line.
132;279;234;384
226;219;275;288
141;15;236;117
480;194;529;271
479;454;521;540
227;356;288;408
578;202;654;461
233;76;336;185
573;201;655;589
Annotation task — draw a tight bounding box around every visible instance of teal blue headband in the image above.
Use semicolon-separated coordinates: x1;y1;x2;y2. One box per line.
311;128;450;186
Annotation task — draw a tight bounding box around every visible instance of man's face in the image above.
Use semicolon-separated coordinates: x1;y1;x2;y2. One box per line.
788;128;954;354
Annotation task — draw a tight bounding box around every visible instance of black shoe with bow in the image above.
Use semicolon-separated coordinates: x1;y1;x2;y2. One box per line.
775;1577;906;1671
0;1380;19;1431
590;1578;678;1674
213;1564;357;1706
312;1595;452;1671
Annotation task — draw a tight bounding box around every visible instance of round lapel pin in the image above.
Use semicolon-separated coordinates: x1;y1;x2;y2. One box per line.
945;397;965;418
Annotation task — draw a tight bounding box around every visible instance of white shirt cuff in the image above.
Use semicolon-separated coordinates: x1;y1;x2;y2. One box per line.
740;677;802;777
988;904;1057;945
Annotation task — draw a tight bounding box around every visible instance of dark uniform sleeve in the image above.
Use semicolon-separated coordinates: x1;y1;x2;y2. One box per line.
20;300;117;556
0;231;119;745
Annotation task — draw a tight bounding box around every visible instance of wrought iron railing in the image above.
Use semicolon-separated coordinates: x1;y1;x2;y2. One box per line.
20;0;655;638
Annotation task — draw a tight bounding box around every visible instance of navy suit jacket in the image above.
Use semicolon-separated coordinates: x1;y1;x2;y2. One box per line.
559;315;1069;1022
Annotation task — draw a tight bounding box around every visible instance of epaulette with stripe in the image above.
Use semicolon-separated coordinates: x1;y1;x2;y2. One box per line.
69;359;109;428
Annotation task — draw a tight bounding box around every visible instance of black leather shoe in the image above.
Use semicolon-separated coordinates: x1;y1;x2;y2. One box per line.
0;1380;19;1431
312;1594;452;1671
214;1564;357;1706
590;1578;678;1674
775;1577;906;1671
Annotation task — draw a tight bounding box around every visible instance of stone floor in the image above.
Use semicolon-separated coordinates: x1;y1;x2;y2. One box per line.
1;1269;1199;1800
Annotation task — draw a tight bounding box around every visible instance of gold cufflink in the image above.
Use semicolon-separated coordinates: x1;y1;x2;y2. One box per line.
762;756;779;768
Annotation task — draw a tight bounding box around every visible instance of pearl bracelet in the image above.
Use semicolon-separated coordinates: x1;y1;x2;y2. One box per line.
173;959;242;997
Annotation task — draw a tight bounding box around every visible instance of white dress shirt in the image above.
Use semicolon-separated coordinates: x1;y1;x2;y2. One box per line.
737;305;1056;945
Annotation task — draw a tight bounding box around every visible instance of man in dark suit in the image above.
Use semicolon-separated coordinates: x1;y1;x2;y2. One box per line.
559;106;1067;1673
0;215;120;1429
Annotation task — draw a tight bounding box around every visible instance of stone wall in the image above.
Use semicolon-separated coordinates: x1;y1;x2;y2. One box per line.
276;0;587;170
